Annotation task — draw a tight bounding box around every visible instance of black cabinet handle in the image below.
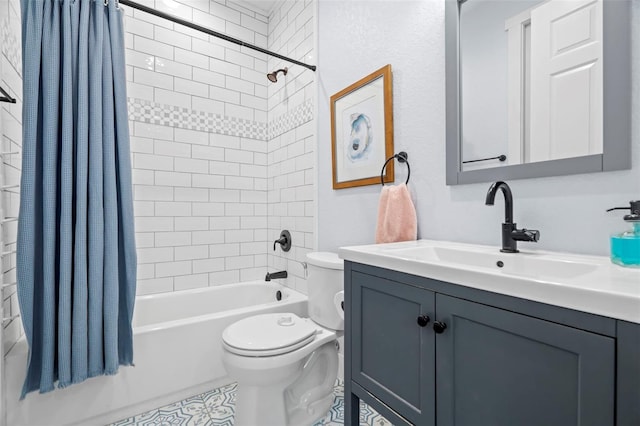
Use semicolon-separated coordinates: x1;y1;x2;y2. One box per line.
433;321;447;334
417;315;430;327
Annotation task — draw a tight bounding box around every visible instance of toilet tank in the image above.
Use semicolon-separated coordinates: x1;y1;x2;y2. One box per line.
306;252;344;331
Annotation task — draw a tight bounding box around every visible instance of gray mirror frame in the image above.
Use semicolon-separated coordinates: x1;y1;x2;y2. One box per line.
446;0;631;185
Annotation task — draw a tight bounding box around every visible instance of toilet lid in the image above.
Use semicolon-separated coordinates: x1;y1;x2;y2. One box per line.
222;313;318;354
306;252;343;270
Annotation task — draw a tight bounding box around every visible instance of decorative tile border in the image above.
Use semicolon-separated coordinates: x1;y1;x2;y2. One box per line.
127;98;268;140
268;99;314;140
127;97;314;142
1;17;21;76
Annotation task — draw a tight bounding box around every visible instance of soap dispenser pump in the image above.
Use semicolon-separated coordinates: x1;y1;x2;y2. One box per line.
606;200;640;267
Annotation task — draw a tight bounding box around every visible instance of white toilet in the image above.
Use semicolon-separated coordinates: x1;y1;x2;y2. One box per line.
222;252;344;426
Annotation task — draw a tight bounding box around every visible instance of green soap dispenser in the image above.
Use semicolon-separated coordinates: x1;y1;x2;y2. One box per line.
607;200;640;267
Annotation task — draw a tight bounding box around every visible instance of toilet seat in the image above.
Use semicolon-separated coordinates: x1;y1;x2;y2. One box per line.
224;334;317;357
222;313;319;357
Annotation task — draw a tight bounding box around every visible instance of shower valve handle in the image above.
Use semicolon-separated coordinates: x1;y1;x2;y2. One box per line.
273;237;287;251
273;230;292;252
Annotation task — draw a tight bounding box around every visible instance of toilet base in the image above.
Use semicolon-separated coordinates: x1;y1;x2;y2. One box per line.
234;380;290;426
227;340;338;426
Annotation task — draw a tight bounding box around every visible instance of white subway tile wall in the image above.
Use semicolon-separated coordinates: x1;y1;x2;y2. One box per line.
125;0;271;295
0;0;23;354
267;1;316;295
126;0;316;295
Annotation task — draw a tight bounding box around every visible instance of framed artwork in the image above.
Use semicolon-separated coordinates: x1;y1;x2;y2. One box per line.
330;64;394;189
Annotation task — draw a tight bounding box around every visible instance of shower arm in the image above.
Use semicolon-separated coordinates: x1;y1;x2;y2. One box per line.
118;0;317;72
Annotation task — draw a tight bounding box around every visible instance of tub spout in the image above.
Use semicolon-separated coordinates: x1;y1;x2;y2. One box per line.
265;270;288;281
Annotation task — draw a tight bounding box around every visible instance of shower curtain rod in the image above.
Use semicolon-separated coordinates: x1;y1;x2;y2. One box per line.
118;0;317;72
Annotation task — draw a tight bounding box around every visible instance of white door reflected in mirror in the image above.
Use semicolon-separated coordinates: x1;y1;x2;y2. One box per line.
460;0;603;172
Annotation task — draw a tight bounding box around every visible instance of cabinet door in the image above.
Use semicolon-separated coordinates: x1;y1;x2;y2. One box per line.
351;272;435;426
436;294;615;426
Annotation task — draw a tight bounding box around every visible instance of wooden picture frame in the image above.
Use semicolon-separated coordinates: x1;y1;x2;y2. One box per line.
330;64;394;189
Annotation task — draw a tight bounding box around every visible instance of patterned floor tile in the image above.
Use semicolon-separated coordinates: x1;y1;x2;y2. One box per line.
200;382;236;425
358;403;393;426
109;408;160;426
312;380;392;426
110;380;393;426
154;394;212;426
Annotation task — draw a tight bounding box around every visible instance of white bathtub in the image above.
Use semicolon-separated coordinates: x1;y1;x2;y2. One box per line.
5;281;307;426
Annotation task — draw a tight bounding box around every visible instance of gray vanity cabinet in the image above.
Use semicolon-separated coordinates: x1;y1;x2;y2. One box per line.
351;271;436;426
435;294;615;426
344;262;632;426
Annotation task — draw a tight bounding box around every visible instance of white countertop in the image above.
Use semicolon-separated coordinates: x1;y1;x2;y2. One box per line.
339;240;640;324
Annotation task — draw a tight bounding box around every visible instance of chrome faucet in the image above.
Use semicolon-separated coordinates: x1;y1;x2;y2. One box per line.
265;270;288;281
485;181;540;253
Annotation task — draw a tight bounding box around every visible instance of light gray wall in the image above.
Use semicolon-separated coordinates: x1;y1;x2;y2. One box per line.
317;0;640;257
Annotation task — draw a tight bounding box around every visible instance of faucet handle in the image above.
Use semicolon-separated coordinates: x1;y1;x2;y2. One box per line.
273;237;286;251
512;228;540;242
273;230;292;252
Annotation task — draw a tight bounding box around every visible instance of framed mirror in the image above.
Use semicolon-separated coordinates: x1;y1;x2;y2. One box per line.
446;0;631;185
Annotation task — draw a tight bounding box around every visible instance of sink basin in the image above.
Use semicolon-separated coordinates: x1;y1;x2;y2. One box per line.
391;246;599;279
339;239;640;324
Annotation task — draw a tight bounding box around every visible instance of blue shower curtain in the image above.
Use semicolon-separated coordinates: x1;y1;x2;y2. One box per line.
17;0;137;398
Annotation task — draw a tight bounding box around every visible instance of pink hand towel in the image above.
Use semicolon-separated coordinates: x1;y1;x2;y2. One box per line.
375;183;418;244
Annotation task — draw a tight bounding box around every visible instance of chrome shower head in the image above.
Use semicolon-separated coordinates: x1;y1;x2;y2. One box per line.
267;67;288;83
